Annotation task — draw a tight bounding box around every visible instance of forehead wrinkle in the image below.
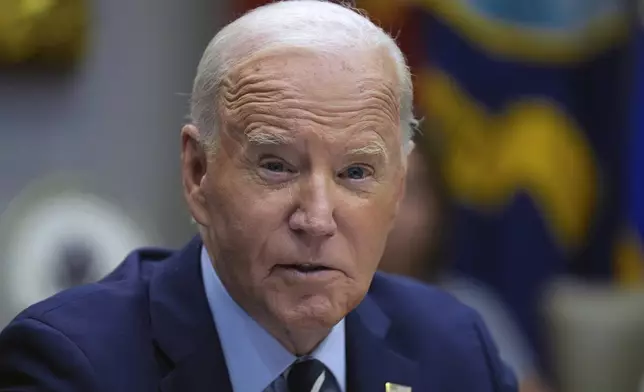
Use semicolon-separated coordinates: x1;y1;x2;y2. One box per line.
219;55;402;149
223;79;395;115
294;92;398;119
221;75;302;109
223;58;399;110
368;84;400;125
225;102;398;157
354;95;398;127
221;51;314;104
232;92;399;126
225;101;396;134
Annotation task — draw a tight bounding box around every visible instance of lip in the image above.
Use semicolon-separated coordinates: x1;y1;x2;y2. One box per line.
272;264;342;282
276;262;335;271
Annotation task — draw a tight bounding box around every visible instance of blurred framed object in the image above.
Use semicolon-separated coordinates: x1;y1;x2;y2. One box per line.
543;279;644;392
0;174;152;324
0;0;88;67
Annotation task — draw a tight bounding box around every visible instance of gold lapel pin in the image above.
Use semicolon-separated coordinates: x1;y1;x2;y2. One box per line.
385;382;412;392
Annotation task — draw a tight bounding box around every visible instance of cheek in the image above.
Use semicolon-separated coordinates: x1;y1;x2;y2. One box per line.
206;173;293;269
339;196;398;272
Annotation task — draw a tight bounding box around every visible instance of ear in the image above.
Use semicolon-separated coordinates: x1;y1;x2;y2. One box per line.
181;124;211;226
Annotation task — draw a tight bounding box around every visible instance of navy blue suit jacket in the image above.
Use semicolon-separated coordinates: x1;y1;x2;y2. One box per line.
0;236;517;391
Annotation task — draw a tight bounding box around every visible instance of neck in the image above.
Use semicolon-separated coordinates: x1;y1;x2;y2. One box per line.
264;322;331;356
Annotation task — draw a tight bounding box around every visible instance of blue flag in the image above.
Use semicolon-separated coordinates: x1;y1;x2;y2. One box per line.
615;18;644;285
412;0;629;365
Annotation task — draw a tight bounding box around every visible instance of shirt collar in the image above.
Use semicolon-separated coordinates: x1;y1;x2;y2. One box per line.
200;246;346;391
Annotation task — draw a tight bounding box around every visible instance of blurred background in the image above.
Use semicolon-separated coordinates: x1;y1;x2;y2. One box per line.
1;0;644;391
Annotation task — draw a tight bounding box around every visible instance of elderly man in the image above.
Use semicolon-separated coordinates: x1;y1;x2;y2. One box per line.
0;1;517;391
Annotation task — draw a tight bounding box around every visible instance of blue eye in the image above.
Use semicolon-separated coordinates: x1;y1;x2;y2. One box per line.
261;161;287;172
340;165;371;180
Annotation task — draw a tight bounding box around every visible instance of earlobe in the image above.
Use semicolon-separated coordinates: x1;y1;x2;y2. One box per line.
181;124;210;226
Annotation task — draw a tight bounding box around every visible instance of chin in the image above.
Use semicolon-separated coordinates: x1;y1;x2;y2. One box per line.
274;292;346;330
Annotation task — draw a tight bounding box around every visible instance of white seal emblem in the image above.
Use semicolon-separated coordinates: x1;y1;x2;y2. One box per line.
0;180;151;322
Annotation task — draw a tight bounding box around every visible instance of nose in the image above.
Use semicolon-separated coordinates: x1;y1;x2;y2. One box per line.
289;172;337;238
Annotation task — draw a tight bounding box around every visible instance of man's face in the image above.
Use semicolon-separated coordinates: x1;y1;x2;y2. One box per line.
185;49;405;334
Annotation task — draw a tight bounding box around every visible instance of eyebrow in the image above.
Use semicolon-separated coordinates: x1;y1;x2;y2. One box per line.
245;129;296;146
245;129;390;163
347;140;389;164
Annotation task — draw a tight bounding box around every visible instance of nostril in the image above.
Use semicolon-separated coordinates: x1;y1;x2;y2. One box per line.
291;227;306;236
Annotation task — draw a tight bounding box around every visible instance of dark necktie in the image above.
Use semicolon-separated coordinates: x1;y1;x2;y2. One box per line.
286;358;341;392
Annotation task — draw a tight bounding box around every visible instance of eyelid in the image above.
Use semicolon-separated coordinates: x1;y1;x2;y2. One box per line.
258;156;298;174
348;162;374;171
259;155;288;165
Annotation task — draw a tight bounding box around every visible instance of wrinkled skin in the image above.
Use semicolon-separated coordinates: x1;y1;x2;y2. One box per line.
181;48;407;354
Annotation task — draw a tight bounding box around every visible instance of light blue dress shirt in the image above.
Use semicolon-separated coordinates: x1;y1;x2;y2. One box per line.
200;247;346;392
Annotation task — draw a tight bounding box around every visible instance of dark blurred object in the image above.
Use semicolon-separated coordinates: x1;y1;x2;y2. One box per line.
0;0;88;67
55;241;96;290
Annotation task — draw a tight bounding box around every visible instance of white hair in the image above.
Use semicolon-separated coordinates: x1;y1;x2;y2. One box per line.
189;0;417;154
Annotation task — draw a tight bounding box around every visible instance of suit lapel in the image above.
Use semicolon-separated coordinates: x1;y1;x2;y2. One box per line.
346;294;420;392
148;236;233;392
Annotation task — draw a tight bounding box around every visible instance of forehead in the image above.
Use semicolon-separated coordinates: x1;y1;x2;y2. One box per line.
220;48;402;146
229;47;399;95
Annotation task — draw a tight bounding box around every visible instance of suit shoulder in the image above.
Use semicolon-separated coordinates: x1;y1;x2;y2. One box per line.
368;272;484;348
12;245;175;326
368;273;518;390
371;272;478;322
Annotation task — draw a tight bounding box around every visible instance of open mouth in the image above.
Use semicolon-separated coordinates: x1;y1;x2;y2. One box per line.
277;263;333;273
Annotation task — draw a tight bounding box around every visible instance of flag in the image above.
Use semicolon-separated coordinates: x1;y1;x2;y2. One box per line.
615;8;644;286
406;0;630;366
